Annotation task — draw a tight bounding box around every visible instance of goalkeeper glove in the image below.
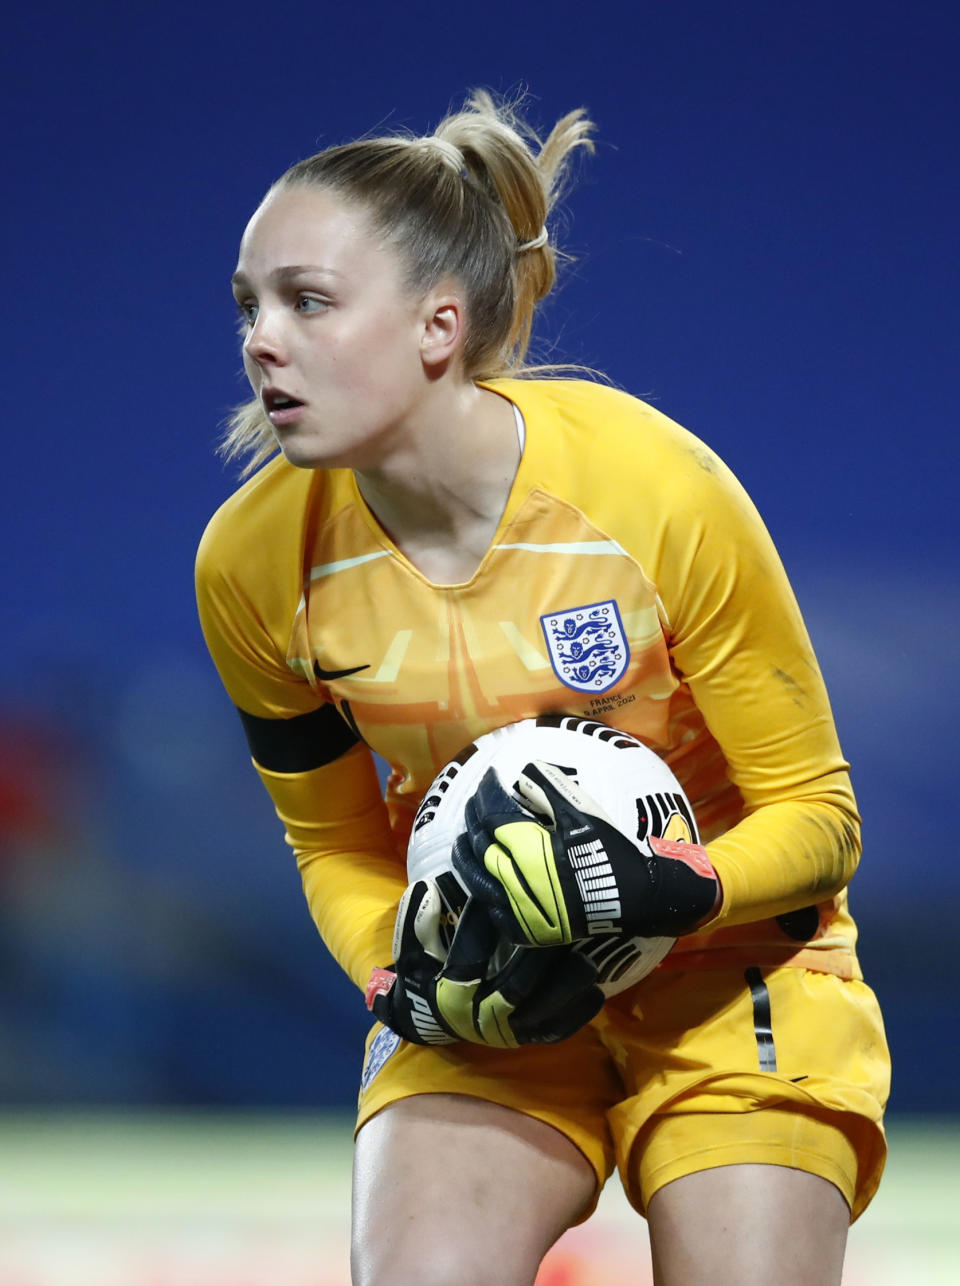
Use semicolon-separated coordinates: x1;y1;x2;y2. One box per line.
365;875;603;1048
453;761;720;947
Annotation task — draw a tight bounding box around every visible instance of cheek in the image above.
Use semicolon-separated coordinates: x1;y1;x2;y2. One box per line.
355;321;422;383
241;350;259;389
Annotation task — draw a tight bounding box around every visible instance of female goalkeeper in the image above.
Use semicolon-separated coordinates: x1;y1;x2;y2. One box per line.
196;90;890;1286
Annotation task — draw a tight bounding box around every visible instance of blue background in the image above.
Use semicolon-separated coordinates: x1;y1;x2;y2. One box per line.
2;0;956;1111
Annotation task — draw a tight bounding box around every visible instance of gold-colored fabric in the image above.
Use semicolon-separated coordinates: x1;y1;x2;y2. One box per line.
604;965;889;1220
357;966;889;1223
196;378;863;989
255;749;399;989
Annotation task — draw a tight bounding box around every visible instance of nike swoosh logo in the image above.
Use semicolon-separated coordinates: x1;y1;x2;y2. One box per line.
312;662;371;681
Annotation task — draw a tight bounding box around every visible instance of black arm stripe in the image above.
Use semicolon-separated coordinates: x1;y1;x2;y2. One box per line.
238;703;360;773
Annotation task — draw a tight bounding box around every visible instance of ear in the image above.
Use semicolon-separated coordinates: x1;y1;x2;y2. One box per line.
419;287;465;371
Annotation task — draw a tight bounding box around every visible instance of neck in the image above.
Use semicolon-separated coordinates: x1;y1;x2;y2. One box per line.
354;382;520;554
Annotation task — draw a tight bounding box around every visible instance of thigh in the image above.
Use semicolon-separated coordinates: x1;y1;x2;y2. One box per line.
351;1093;597;1286
647;1163;849;1286
357;1019;624;1212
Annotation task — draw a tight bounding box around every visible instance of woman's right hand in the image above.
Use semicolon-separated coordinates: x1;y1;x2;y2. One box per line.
365;879;603;1048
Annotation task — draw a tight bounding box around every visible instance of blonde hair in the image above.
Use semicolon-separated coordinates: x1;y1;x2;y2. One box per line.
222;90;596;472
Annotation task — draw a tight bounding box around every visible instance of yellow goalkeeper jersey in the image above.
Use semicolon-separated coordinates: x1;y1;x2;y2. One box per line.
196;379;863;991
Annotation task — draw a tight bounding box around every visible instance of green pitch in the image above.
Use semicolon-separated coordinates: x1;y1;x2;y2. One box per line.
0;1113;954;1284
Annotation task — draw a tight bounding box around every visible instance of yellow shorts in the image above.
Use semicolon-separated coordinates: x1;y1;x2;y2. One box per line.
357;965;890;1222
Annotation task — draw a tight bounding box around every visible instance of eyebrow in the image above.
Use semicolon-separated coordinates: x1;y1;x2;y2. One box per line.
230;264;342;289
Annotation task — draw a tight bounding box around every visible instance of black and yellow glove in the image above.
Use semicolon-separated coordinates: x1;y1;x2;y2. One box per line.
365;874;603;1048
453;761;719;947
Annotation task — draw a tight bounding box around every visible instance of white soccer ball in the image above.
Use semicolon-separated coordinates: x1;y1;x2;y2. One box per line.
407;714;701;996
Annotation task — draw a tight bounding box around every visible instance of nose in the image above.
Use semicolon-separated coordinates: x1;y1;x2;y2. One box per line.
243;307;288;368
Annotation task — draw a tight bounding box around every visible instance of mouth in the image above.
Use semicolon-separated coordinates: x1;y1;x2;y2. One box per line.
262;387;306;427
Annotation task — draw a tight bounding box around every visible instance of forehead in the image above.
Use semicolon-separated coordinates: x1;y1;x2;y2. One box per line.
234;185;389;281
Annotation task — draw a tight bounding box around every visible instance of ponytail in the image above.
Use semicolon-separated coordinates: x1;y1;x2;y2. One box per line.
433;90;595;369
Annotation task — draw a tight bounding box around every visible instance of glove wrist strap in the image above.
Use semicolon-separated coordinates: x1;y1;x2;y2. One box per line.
365;967;397;1012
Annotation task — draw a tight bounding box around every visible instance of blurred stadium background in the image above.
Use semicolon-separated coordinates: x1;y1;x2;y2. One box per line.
2;1;957;1280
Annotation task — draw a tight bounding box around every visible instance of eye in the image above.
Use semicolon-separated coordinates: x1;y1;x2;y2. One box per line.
235;299;258;330
295;294;328;314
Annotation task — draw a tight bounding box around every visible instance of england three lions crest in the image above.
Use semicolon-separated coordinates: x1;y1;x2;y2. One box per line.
540;600;630;694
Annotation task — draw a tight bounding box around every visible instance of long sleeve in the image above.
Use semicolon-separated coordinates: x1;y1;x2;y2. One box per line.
255;750;405;990
646;435;861;930
195;472;405;991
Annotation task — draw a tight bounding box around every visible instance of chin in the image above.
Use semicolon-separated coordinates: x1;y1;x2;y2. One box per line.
276;435;335;470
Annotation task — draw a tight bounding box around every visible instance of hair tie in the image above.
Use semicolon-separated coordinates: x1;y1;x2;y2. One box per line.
517;227;549;253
